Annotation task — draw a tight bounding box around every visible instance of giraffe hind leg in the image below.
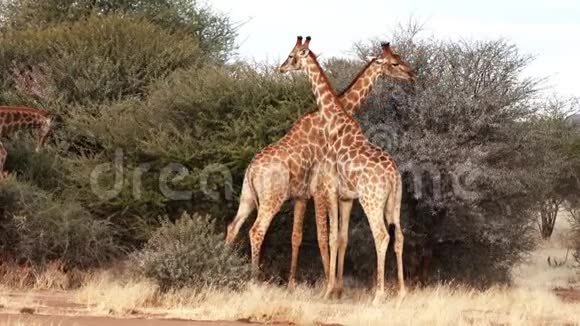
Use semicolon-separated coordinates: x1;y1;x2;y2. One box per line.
248;194;286;279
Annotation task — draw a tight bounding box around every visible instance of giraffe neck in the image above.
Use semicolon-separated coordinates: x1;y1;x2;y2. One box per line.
0;107;49;132
338;61;382;116
304;52;347;121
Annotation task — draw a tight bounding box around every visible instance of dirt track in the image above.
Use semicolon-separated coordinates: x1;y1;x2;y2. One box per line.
0;290;280;326
0;314;252;326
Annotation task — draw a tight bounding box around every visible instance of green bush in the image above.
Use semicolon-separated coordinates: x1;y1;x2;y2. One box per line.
0;14;204;106
0;0;237;62
133;212;250;290
59;63;312;234
4;140;66;192
0;178;121;267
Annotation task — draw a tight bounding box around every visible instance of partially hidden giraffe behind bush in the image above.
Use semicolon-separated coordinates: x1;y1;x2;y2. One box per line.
279;36;414;302
0;106;54;178
226;37;415;292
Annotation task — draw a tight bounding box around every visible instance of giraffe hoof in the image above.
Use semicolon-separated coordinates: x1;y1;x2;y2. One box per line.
398;287;408;299
334;287;344;299
322;287;342;300
251;271;261;282
323;288;334;300
372;292;385;305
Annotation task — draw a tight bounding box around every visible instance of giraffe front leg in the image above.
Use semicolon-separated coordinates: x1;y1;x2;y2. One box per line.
288;199;307;290
323;193;339;300
313;194;330;282
387;174;406;299
0;141;8;180
336;199;354;298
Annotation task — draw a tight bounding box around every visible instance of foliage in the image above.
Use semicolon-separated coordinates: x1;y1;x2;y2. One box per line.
0;0;237;62
133;212;250;290
0;14;204;106
53;62;312;248
0;178;121;268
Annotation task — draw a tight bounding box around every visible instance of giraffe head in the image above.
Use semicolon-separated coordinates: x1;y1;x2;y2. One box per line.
369;42;416;82
279;36;311;73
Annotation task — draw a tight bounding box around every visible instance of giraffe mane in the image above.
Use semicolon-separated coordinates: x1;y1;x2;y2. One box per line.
307;51;338;97
338;59;375;96
0;106;50;116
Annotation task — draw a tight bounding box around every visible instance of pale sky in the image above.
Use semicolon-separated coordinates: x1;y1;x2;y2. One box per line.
211;0;580;98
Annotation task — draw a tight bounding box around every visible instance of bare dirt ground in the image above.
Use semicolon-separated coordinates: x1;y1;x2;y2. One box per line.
0;314;250;326
0;290;265;326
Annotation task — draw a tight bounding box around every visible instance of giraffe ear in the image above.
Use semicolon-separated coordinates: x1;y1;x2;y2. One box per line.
298;48;309;57
366;55;377;61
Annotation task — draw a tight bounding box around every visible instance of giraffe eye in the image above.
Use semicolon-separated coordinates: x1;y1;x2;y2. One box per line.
392;63;400;67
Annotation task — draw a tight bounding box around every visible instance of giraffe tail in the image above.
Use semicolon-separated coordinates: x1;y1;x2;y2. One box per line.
385;172;402;227
226;168;258;245
246;168;259;209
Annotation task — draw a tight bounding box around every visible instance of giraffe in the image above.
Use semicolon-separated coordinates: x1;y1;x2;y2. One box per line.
0;106;54;178
279;36;414;302
288;42;415;289
225;38;415;289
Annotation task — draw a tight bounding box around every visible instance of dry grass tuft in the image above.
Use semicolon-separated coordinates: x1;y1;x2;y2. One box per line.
74;273;580;325
75;271;157;314
0;260;74;290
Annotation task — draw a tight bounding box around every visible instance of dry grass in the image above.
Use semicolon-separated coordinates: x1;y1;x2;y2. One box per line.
512;212;580;290
73;274;580;325
0;260;88;291
71;216;580;325
75;271;157;314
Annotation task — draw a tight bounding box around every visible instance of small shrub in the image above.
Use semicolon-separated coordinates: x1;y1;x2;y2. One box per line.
0;178;121;268
4;140;66;192
133;212;250;291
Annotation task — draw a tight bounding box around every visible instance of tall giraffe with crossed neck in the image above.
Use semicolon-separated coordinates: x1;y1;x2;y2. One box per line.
279;36;411;302
226;38;415;289
0;106;54;178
